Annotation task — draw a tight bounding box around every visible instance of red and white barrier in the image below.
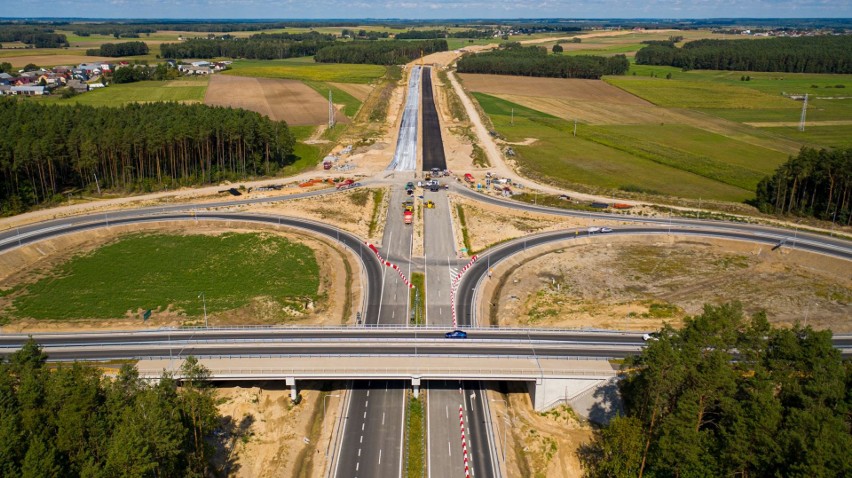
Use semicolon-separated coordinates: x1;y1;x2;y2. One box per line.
459;405;471;477
450;255;478;327
365;242;414;289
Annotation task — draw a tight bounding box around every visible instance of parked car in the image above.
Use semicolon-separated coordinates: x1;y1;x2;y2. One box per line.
601;227;613;233
445;330;468;339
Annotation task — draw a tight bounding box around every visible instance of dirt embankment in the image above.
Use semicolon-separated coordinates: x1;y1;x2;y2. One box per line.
214;382;345;478
489;385;591;478
485;236;851;332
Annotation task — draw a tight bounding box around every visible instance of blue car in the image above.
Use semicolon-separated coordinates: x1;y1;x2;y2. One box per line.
445;330;468;339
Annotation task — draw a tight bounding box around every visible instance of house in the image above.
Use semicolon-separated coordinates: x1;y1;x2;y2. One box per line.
191;60;211;67
77;63;102;76
66;79;89;93
10;85;46;96
0;85;11;95
14;77;33;86
179;65;212;75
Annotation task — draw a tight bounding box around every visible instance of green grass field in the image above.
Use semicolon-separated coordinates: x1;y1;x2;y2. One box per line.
224;58;386;83
610;66;852;148
11;233;319;321
473;93;787;202
302;80;362;117
286;125;324;174
42;77;209;106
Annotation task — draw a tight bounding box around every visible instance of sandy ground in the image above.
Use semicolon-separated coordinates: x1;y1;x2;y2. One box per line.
489;386;591;478
214;382;345;478
447;193;632;254
0;221;361;332
484;235;851;333
205;75;349;126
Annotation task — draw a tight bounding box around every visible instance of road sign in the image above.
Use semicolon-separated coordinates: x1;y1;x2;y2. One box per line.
142;309;152;321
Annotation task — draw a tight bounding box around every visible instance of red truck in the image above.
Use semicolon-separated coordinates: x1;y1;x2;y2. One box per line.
404;210;413;225
464;173;475;184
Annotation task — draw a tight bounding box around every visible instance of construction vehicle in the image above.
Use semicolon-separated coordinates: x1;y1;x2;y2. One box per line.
464;173;475;184
323;160;332;170
404;210;413;225
336;179;355;189
425;200;435;209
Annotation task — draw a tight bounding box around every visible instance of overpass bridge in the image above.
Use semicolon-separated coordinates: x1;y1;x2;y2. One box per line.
135;355;618;412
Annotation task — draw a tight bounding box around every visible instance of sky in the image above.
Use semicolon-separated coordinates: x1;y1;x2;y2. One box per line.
3;0;851;20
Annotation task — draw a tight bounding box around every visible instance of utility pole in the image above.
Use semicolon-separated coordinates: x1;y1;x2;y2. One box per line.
328;90;335;129
798;93;808;132
573;119;577;137
93;173;101;195
511;107;514;125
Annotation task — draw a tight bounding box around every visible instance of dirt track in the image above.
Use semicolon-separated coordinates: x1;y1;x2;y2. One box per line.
204;75;348;126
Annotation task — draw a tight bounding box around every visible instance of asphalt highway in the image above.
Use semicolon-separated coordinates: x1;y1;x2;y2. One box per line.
335;185;414;478
387;66;421;171
420;66;448;172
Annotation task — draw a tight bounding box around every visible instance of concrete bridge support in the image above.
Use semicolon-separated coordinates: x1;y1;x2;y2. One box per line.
286;376;298;401
528;377;622;424
412;377;421;398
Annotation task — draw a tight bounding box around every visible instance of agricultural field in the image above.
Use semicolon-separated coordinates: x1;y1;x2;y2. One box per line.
204;75;349;125
224;57;386;83
42;76;209;106
609;65;852;148
468;85;790;201
3;233;319;322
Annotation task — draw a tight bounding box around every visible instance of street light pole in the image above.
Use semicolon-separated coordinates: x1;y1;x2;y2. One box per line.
198;292;208;328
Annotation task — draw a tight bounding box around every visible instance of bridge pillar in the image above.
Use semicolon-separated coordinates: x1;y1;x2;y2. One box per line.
286;376;297;401
411;377;421;399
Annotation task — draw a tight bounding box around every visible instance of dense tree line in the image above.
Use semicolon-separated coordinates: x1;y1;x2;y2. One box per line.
448;29;495;38
580;303;852;477
110;63;180;84
0;25;67;48
314;39;448;65
395;29;446;39
0;341;221;477
635;35;852;73
456;45;629;79
340;29;390;40
755;147;852;224
249;31;336;42
0;100;295;215
68;21;335;36
85;41;149;57
159;37;334;60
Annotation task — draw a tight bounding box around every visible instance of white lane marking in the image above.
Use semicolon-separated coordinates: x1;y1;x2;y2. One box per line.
379;449;383;464
439;307;442;316
382;412;385;425
446;405;449;419
358;448;361;457
363;411;367;419
365;400;369;408
360;435;363;444
356;462;359;471
361;423;365;431
448;441;452;456
366;390;370;397
392;310;395;319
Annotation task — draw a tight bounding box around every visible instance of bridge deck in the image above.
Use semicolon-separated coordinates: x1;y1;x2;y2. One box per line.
136;356;618;381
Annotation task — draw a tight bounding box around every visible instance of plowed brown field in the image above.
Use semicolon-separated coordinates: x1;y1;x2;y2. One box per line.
204;75;348;126
459;73;665;125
